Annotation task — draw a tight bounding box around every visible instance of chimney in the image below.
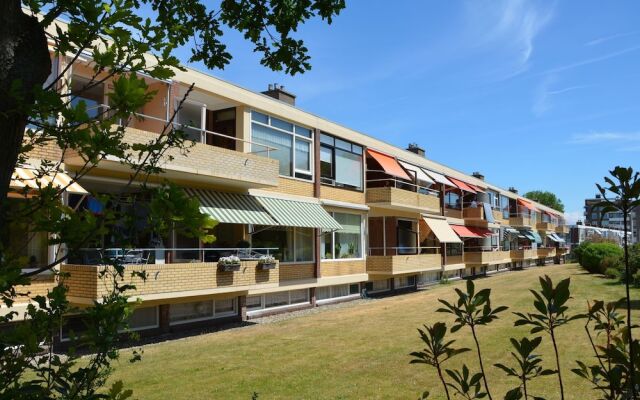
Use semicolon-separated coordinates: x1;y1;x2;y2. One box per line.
262;83;296;106
407;143;425;157
595;194;601;199
471;171;485;181
508;186;518;194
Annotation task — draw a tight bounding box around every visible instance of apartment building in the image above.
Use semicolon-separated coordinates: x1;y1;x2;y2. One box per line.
584;195;638;243
9;45;570;341
569;223;634;249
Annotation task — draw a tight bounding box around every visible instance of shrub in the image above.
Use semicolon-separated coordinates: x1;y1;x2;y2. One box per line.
604;267;620;279
579;242;623;274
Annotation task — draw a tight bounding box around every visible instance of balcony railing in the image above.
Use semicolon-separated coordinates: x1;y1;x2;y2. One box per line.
366;247;442;275
368;246;440;257
509;213;535;227
68;247;278;266
366;174;440;196
366;175;440;212
87;104;277;157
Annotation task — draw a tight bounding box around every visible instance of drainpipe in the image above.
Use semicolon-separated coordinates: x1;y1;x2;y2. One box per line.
312;128;321;306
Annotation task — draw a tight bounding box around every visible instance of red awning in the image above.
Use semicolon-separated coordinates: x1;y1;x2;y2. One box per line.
366;149;411;180
451;225;484;238
447;177;477;193
467;184;485;193
468;226;495;237
517;198;535;211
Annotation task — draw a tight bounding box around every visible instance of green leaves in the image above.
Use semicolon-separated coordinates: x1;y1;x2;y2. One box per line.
410;322;470;368
437;279;508;331
445;365;487;400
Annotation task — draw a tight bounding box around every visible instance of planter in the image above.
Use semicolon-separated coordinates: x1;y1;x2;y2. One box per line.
258;262;276;270
219;263;241;272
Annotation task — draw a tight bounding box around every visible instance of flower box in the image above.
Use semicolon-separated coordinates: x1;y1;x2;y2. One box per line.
218;255;241;272
257;255;277;270
259;262;276;270
219;263;241;272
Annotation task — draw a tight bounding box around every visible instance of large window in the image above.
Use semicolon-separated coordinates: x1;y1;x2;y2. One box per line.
247;289;310;311
321;212;363;260
252;226;314;263
445;191;461;209
500;195;510;219
169;298;237;325
320;133;363;190
251;111;313;180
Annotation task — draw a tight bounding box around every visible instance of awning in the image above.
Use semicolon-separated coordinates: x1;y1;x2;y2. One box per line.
255;196;342;230
424;170;456;187
504;227;520;234
451;225;484;238
366;149;411;180
470;226;496;237
517;198;535;211
398;160;435;185
10;167;88;195
468;184;485;193
422;217;462;243
447;177;477;193
482;203;495;223
519;229;542;244
185;188;277;225
547;233;560;243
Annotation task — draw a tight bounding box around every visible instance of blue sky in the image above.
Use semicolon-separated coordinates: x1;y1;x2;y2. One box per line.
178;1;640;223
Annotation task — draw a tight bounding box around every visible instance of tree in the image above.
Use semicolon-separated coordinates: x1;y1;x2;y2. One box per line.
0;1;345;398
523;191;564;213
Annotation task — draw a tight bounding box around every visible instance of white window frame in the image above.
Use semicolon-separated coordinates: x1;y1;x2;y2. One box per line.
175;98;207;143
247;289;311;313
118;306;160;333
316;284;360;304
168;298;238;326
250;110;314;181
321;212;365;261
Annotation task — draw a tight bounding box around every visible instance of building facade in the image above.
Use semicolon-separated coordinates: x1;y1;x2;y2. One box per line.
584;195;637;243
8;36;572;340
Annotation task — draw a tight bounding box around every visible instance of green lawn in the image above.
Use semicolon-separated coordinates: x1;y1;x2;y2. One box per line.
108;264;639;399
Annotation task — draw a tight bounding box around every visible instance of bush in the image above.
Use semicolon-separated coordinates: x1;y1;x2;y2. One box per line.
604;267;620;279
579;242;623;274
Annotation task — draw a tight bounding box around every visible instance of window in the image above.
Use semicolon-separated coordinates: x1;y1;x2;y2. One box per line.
316;284;357;301
169;298;237;325
122;307;159;332
321;212;363;259
397;219;418;255
251;111;313;180
319;133;363;190
488;191;499;209
396;275;417;288
446;243;463;256
176;101;204;142
252;226;314;263
247;289;310;311
500;195;510;219
70;76;104;120
367;279;390;293
445;191;461;209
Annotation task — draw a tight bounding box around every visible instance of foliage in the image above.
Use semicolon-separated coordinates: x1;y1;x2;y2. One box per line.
494;337;555;399
604;267;621;280
578;243;623;275
410;322;470;400
445;365;487;400
523;191;565;213
1;1;345;398
437;279;508;400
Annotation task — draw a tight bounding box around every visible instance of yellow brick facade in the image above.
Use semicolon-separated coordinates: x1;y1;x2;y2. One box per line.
264;177;315;197
320;260;366;276
278;263;315;281
366;187;440;213
15;275;58;303
367;254;442;275
320;186;366;204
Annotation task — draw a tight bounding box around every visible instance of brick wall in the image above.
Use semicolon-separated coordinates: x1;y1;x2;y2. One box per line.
320;186;365;204
26;141;63;163
15;275;58;303
61;261;279;301
264;177;315;197
367;254;441;274
278;263;315;281
366;187;440;213
320;260;366;276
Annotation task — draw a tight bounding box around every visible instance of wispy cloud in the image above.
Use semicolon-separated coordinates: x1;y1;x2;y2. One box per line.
564;210;583;225
585;31;640;46
463;0;554;79
539;45;640;76
568;131;640;144
532;75;590;116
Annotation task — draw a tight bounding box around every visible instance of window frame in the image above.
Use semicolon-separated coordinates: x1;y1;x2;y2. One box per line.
319;132;364;191
321;212;365;261
252;226;315;264
251;110;314;181
246;289;311;313
168;298;237;326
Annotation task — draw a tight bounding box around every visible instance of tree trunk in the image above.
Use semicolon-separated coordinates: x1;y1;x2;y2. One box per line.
0;1;51;251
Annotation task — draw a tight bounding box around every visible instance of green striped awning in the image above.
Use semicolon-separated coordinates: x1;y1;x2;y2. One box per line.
255;196;342;230
185;188;277;225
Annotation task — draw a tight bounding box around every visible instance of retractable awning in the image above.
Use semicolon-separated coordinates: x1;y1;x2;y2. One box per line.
424;170;456;187
10;167;88;195
422;217;462;243
451;225;484;238
185;188;277;225
547;233;560;242
517;198;535;211
398;160;435;185
447;177;477;193
519;229;542;244
366;149;411;180
255;196;342;231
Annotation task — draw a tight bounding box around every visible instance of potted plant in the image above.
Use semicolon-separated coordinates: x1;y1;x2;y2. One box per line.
218;255;241;271
257;255;277;270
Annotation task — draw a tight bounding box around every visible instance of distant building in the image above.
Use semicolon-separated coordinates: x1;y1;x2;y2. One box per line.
583;195;638;243
569;223;633;249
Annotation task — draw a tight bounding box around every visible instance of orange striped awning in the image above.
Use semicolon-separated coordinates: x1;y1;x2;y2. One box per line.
366;149;411;180
517;198;535;211
10;167;87;195
447;177;477;193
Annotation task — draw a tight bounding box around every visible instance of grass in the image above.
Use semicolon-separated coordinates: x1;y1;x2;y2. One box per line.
107;264;639;399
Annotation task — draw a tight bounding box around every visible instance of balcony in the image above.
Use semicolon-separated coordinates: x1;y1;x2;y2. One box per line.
510;249;537;260
555;225;570;234
366;186;440;213
64;112;279;189
493;209;509;223
61;248;280;303
464;250;511;265
537;248;557;258
536;222;557;232
445;207;463;219
367;253;442;276
509;215;533;228
463;207;484;220
557;247;569;255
